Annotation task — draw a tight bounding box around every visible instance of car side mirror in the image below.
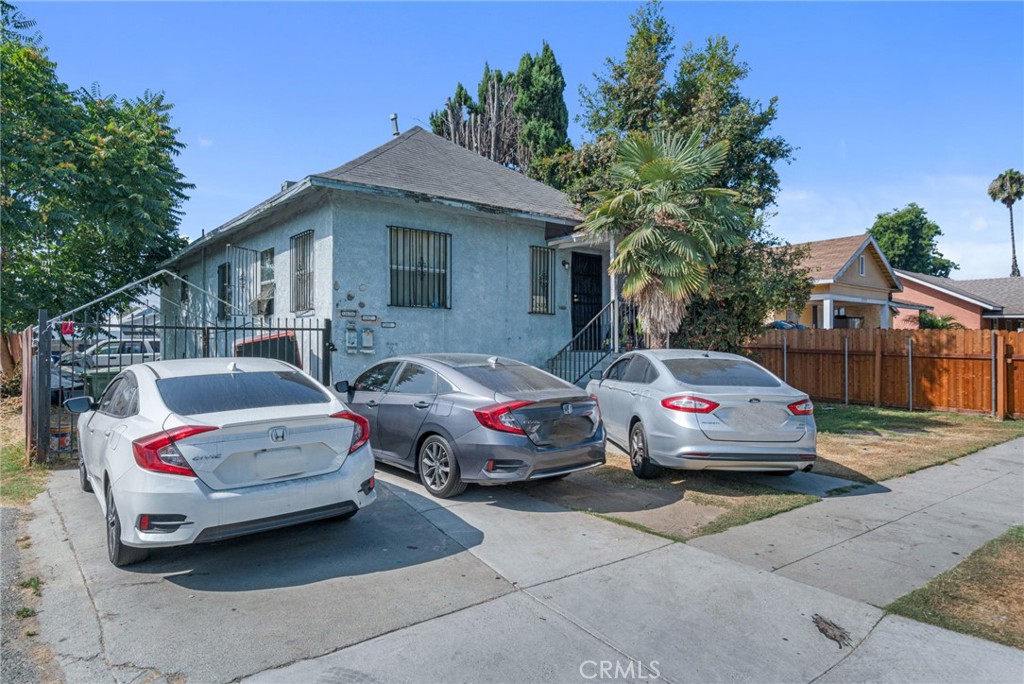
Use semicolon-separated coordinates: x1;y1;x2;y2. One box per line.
64;395;96;414
589;371;603;380
334;380;350;394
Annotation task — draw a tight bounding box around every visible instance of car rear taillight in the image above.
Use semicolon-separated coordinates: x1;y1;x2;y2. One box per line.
589;394;602;423
660;395;720;414
331;411;370;453
788;399;814;415
473;400;533;435
132;426;217;477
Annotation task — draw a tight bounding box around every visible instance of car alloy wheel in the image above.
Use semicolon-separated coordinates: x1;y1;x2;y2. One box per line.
79;454;92;492
629;423;662;480
105;486;148;567
417;435;467;499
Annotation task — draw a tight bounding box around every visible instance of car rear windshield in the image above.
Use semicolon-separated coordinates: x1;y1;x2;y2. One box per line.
456;362;569;393
156;371;330;415
663;358;781;388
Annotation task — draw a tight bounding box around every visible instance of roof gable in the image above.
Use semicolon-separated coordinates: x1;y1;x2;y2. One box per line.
315;126;581;223
795;234;901;290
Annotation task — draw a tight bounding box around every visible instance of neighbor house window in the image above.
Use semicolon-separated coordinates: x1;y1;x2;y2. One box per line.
529;246;556;314
290;230;314;312
216;263;230;320
389;226;452;308
180;275;189;304
254;248;275;316
858;255;866;277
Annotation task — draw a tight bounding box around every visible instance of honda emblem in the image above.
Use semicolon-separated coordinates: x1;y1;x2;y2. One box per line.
562;403;573;415
269;427;287;443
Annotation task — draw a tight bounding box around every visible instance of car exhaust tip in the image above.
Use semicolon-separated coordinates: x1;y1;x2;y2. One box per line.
803;464;814;473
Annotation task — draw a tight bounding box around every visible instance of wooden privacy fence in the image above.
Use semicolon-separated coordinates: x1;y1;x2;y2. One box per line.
744;329;1022;419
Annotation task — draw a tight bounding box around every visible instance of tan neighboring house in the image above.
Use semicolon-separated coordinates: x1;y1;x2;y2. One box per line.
893;271;1024;330
781;234;925;329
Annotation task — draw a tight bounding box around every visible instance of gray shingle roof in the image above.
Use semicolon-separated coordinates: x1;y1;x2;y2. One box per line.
897;270;1024;315
955;277;1024;315
897;270;1003;309
315;126;581;223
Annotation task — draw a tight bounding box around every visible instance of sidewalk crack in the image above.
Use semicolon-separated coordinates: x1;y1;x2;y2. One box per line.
808;613;886;683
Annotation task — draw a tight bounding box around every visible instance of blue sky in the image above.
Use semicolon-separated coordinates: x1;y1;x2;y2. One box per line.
24;1;1024;279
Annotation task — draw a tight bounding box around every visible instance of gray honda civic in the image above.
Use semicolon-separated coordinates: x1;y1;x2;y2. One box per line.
337;354;606;498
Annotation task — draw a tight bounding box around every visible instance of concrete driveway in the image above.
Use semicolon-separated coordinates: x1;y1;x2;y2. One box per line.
26;462;1024;683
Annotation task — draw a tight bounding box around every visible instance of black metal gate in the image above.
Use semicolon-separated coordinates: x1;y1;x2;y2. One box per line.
35;307;333;463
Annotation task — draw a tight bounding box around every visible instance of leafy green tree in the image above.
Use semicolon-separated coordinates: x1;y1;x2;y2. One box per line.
1;2;191;336
579;0;673;137
430;44;569;173
663;36;793;211
918;312;964;330
514;42;569;169
868;203;957;277
579;130;746;345
987;169;1023;277
670;226;810;352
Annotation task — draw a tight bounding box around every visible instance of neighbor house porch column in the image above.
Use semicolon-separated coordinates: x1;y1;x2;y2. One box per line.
822;298;835;329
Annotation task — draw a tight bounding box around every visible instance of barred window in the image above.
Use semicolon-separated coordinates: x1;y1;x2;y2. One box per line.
389;226;451;309
529;246;556;314
290;230;314;312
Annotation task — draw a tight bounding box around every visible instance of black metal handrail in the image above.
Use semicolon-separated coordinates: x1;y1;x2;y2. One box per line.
546;301;614;384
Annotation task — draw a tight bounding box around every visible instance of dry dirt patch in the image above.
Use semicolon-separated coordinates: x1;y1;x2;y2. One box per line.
813;403;1024;483
516;446;818;541
887;526;1024;649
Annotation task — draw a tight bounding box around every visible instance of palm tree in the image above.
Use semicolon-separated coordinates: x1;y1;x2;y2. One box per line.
918;311;964;330
580;129;746;347
988;169;1024;277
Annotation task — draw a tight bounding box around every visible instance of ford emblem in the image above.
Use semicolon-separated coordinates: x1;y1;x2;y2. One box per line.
269;427;287;442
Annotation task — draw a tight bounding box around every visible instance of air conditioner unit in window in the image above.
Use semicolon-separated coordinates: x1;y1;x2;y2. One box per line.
250;282;275;316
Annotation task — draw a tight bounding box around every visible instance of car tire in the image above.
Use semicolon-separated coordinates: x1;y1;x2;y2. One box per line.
79;454;92;493
105;485;148;567
629;422;662;480
418;435;467;499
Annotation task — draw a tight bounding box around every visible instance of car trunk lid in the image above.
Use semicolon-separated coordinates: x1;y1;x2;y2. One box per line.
693;392;808;443
507;394;600;448
163;406;352;490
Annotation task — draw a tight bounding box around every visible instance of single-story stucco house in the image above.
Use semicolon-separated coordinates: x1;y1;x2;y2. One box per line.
161;126;622;384
893;271;1024;330
776;234;928;329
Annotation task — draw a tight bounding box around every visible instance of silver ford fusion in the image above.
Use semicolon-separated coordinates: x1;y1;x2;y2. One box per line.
339;354;605;498
586;350;816;478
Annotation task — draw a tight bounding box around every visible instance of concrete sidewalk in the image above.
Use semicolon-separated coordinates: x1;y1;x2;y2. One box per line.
691;437;1024;607
25;452;1024;683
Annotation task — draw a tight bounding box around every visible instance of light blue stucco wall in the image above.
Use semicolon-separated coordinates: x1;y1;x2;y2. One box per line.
160;188;598;384
160;196;334;376
327;192;577;383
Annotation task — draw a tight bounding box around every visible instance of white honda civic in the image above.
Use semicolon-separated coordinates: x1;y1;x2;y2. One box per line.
66;357;376;566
